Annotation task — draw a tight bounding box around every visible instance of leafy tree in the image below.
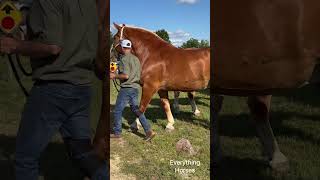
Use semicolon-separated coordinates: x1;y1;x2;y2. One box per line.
155;29;171;44
181;38;210;48
181;38;200;48
199;40;210;48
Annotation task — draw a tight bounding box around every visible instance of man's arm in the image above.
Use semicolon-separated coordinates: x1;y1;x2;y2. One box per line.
0;36;62;59
115;73;129;80
110;72;128;80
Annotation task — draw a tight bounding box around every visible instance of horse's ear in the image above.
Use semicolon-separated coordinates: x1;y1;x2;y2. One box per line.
113;22;121;30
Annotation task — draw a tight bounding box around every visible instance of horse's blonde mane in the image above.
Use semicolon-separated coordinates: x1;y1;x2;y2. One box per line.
120;25;171;45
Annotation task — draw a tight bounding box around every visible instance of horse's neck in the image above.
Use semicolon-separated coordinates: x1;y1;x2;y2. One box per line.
130;37;154;65
128;31;172;65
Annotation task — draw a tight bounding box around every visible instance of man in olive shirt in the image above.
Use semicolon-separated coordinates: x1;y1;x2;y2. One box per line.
110;39;156;141
0;0;108;179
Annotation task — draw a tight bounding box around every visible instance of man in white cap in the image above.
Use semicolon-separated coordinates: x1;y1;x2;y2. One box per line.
110;39;156;141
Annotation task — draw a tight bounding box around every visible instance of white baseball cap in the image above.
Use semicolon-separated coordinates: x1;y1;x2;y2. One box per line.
120;39;132;48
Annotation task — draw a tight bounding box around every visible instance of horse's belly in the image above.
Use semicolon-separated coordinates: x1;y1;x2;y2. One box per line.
161;79;210;91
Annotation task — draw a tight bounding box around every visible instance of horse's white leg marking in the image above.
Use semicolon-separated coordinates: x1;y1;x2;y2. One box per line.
173;91;180;114
159;90;175;131
131;118;142;130
162;98;175;130
247;95;289;171
188;92;200;116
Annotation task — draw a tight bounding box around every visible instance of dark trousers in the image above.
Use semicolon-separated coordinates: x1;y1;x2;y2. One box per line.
113;87;151;135
15;81;108;180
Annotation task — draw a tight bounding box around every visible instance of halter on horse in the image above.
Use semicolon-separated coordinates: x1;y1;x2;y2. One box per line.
112;23;210;131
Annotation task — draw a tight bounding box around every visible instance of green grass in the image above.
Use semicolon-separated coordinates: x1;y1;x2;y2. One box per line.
216;85;320;180
110;82;211;179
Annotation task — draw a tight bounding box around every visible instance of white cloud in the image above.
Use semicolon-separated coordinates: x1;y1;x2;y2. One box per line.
177;0;199;5
168;30;192;47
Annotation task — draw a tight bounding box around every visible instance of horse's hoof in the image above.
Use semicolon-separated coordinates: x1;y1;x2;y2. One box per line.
165;125;175;132
269;152;289;172
270;160;289;173
193;110;201;116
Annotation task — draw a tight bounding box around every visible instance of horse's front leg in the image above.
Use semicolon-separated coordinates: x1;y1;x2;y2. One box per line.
247;95;289;171
139;83;159;113
188;91;201;116
131;83;159;131
158;90;175;131
173;91;180;114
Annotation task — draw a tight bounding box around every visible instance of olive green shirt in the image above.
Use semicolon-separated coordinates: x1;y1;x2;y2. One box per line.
28;0;98;85
118;53;141;89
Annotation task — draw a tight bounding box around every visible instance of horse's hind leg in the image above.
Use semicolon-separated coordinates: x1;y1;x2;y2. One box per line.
158;90;175;131
212;95;224;166
247;95;289;171
188;91;201;116
173;91;180;114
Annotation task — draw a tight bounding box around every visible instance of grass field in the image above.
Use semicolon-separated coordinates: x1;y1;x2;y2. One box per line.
110;83;211;179
216;84;320;180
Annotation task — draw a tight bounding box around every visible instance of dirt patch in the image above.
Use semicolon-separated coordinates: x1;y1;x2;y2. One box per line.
110;154;136;180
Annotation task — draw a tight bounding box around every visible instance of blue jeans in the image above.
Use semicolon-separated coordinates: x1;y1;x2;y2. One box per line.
15;81;108;180
113;87;151;135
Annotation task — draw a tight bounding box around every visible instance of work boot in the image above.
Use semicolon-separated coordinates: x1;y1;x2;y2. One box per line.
144;130;156;142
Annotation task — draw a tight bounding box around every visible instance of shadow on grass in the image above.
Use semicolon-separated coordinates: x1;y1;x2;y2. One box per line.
148;96;210;108
110;103;210;131
213;156;275;180
0;135;84;180
274;84;320;108
218;110;320;144
213;80;320;180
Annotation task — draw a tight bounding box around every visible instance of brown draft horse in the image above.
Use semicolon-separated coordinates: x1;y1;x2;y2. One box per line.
112;23;210;131
213;0;319;171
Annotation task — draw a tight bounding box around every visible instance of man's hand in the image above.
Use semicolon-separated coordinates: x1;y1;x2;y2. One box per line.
0;37;19;54
110;72;116;79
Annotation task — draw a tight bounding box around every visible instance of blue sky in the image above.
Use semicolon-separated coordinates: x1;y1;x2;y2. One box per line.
110;0;210;47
